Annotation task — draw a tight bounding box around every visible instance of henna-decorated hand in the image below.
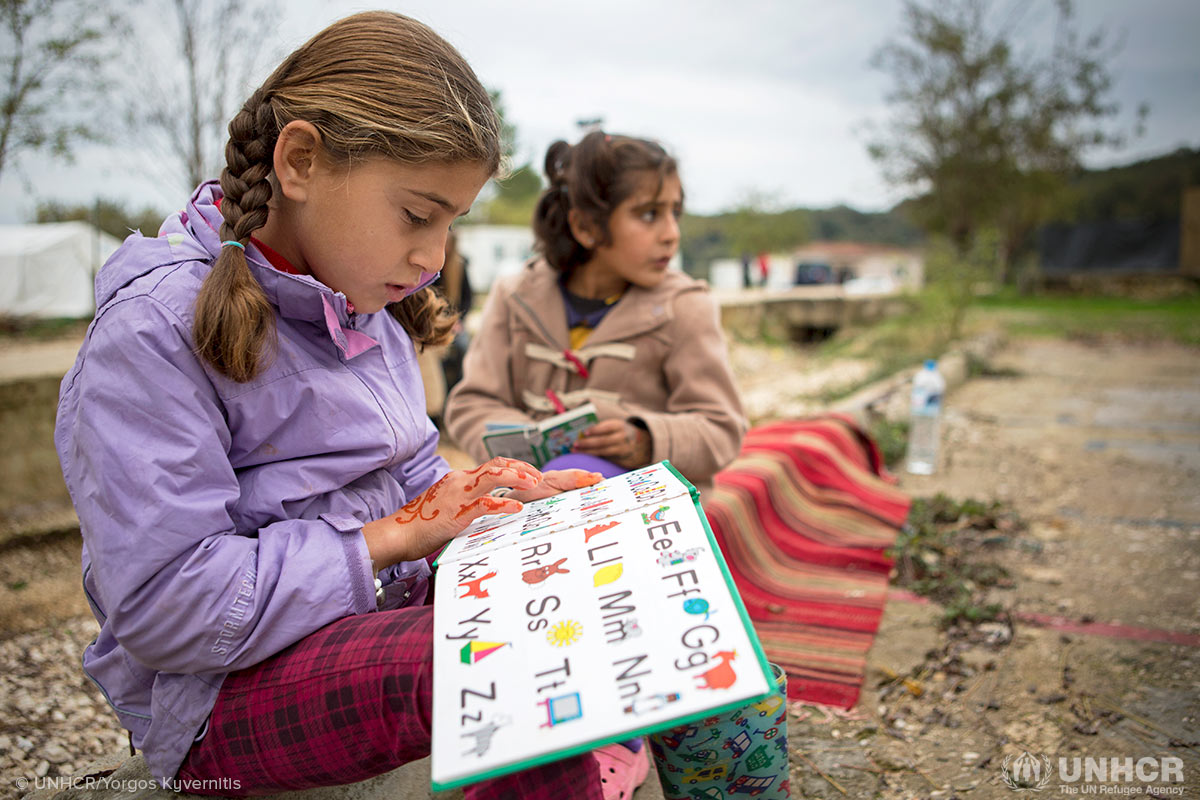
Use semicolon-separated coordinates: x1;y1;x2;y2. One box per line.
507;468;603;503
362;457;540;566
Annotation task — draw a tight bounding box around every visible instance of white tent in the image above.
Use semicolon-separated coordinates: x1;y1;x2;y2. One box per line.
0;222;122;318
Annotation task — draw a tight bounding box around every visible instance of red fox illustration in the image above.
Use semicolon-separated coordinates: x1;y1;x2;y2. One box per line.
458;571;497;599
583;521;619;543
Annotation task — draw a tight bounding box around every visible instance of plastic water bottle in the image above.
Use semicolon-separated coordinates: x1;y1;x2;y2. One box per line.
906;359;945;475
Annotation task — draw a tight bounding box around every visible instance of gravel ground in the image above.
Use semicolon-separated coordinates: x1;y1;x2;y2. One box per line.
4;334;1198;800
0;338;864;800
1;617;126;797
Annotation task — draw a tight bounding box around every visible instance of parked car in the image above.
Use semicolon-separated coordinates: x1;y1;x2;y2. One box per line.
793;260;834;285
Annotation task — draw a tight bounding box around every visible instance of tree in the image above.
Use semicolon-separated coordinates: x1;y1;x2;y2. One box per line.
920;230;1000;346
724;192;810;259
869;0;1145;280
480;164;542;226
676;202;811;279
0;0;124;183
125;0;278;192
490;89;518;168
473;88;542;225
36;197;166;240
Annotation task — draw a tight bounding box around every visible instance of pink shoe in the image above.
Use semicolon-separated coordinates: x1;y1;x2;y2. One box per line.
593;742;651;800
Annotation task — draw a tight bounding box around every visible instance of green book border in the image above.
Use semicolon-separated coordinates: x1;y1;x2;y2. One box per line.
431;460;776;792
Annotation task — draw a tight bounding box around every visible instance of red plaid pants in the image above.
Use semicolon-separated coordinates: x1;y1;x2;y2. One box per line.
179;605;601;798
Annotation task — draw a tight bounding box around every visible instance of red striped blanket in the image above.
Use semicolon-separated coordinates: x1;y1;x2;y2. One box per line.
704;415;911;708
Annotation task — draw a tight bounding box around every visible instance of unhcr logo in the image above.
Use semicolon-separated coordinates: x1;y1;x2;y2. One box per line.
1002;752;1053;791
1000;751;1187;794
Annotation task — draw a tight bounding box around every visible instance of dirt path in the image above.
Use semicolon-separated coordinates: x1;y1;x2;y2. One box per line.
793;337;1200;798
2;336;1198;799
0;336;85;382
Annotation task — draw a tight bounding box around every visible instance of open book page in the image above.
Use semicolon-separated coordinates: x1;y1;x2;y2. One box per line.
535;402;598;462
478;425;541;464
481;403;598;467
430;462;774;790
436;460;689;566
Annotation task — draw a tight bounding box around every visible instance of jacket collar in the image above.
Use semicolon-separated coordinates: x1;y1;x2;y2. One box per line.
507;259;683;349
138;182;379;358
180;183;337;321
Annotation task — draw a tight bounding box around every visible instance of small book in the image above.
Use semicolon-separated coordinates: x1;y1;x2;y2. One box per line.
430;461;774;791
481;402;599;468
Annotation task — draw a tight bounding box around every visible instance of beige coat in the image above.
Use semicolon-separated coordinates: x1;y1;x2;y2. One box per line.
445;259;746;497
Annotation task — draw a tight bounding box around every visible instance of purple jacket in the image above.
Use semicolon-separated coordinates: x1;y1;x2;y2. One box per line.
54;182;445;783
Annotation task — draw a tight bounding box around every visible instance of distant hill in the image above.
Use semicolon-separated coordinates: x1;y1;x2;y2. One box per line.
1066;147;1200;223
808;204;924;246
1035;148;1200;274
679;204;921;274
676;147;1199;275
889;147;1200;231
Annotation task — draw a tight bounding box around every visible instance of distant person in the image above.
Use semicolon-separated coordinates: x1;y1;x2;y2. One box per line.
757;250;770;287
446;130;747;504
741;251;753;288
53;12;609;798
414;231;473;424
438;229;473;389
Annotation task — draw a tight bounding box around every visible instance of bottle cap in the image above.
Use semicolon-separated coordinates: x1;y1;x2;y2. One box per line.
925;359;936;369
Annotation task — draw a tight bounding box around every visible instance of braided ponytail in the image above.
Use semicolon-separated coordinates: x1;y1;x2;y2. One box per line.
193;89;278;383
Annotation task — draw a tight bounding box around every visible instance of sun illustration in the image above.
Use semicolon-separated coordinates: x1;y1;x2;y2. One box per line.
547;619;583;647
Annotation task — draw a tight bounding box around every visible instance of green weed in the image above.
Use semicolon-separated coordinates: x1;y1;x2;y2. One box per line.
866;416;909;470
890;493;1021;629
974;290;1200;346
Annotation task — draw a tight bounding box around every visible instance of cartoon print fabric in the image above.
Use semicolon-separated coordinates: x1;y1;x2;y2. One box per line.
650;662;791;799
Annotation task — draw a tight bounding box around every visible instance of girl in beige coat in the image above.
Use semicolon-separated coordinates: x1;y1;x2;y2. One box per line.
445;132;746;499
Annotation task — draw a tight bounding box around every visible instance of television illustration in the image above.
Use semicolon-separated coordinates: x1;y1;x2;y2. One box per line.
537;691;582;728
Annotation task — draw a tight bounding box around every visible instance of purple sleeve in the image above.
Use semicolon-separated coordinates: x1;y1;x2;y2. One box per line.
388;413;451;499
57;299;376;675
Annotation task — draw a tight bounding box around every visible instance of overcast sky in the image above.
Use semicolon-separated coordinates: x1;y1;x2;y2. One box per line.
1;0;1197;224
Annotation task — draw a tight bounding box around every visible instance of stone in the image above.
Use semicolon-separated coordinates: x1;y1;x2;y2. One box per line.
40;744;72;764
19;752;667;800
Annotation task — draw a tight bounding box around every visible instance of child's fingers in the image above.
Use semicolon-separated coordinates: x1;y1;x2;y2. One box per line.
574;428;624;450
452;495;523;522
510;469;602;501
562;469;604;489
575;433;629;458
535;469;599;492
462;457;542;493
581;420;625;438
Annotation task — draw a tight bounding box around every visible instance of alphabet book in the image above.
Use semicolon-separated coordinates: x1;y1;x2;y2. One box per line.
430;461;774;790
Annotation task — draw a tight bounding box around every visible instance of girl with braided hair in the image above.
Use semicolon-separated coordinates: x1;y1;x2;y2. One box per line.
446;132;746;501
54;12;621;798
